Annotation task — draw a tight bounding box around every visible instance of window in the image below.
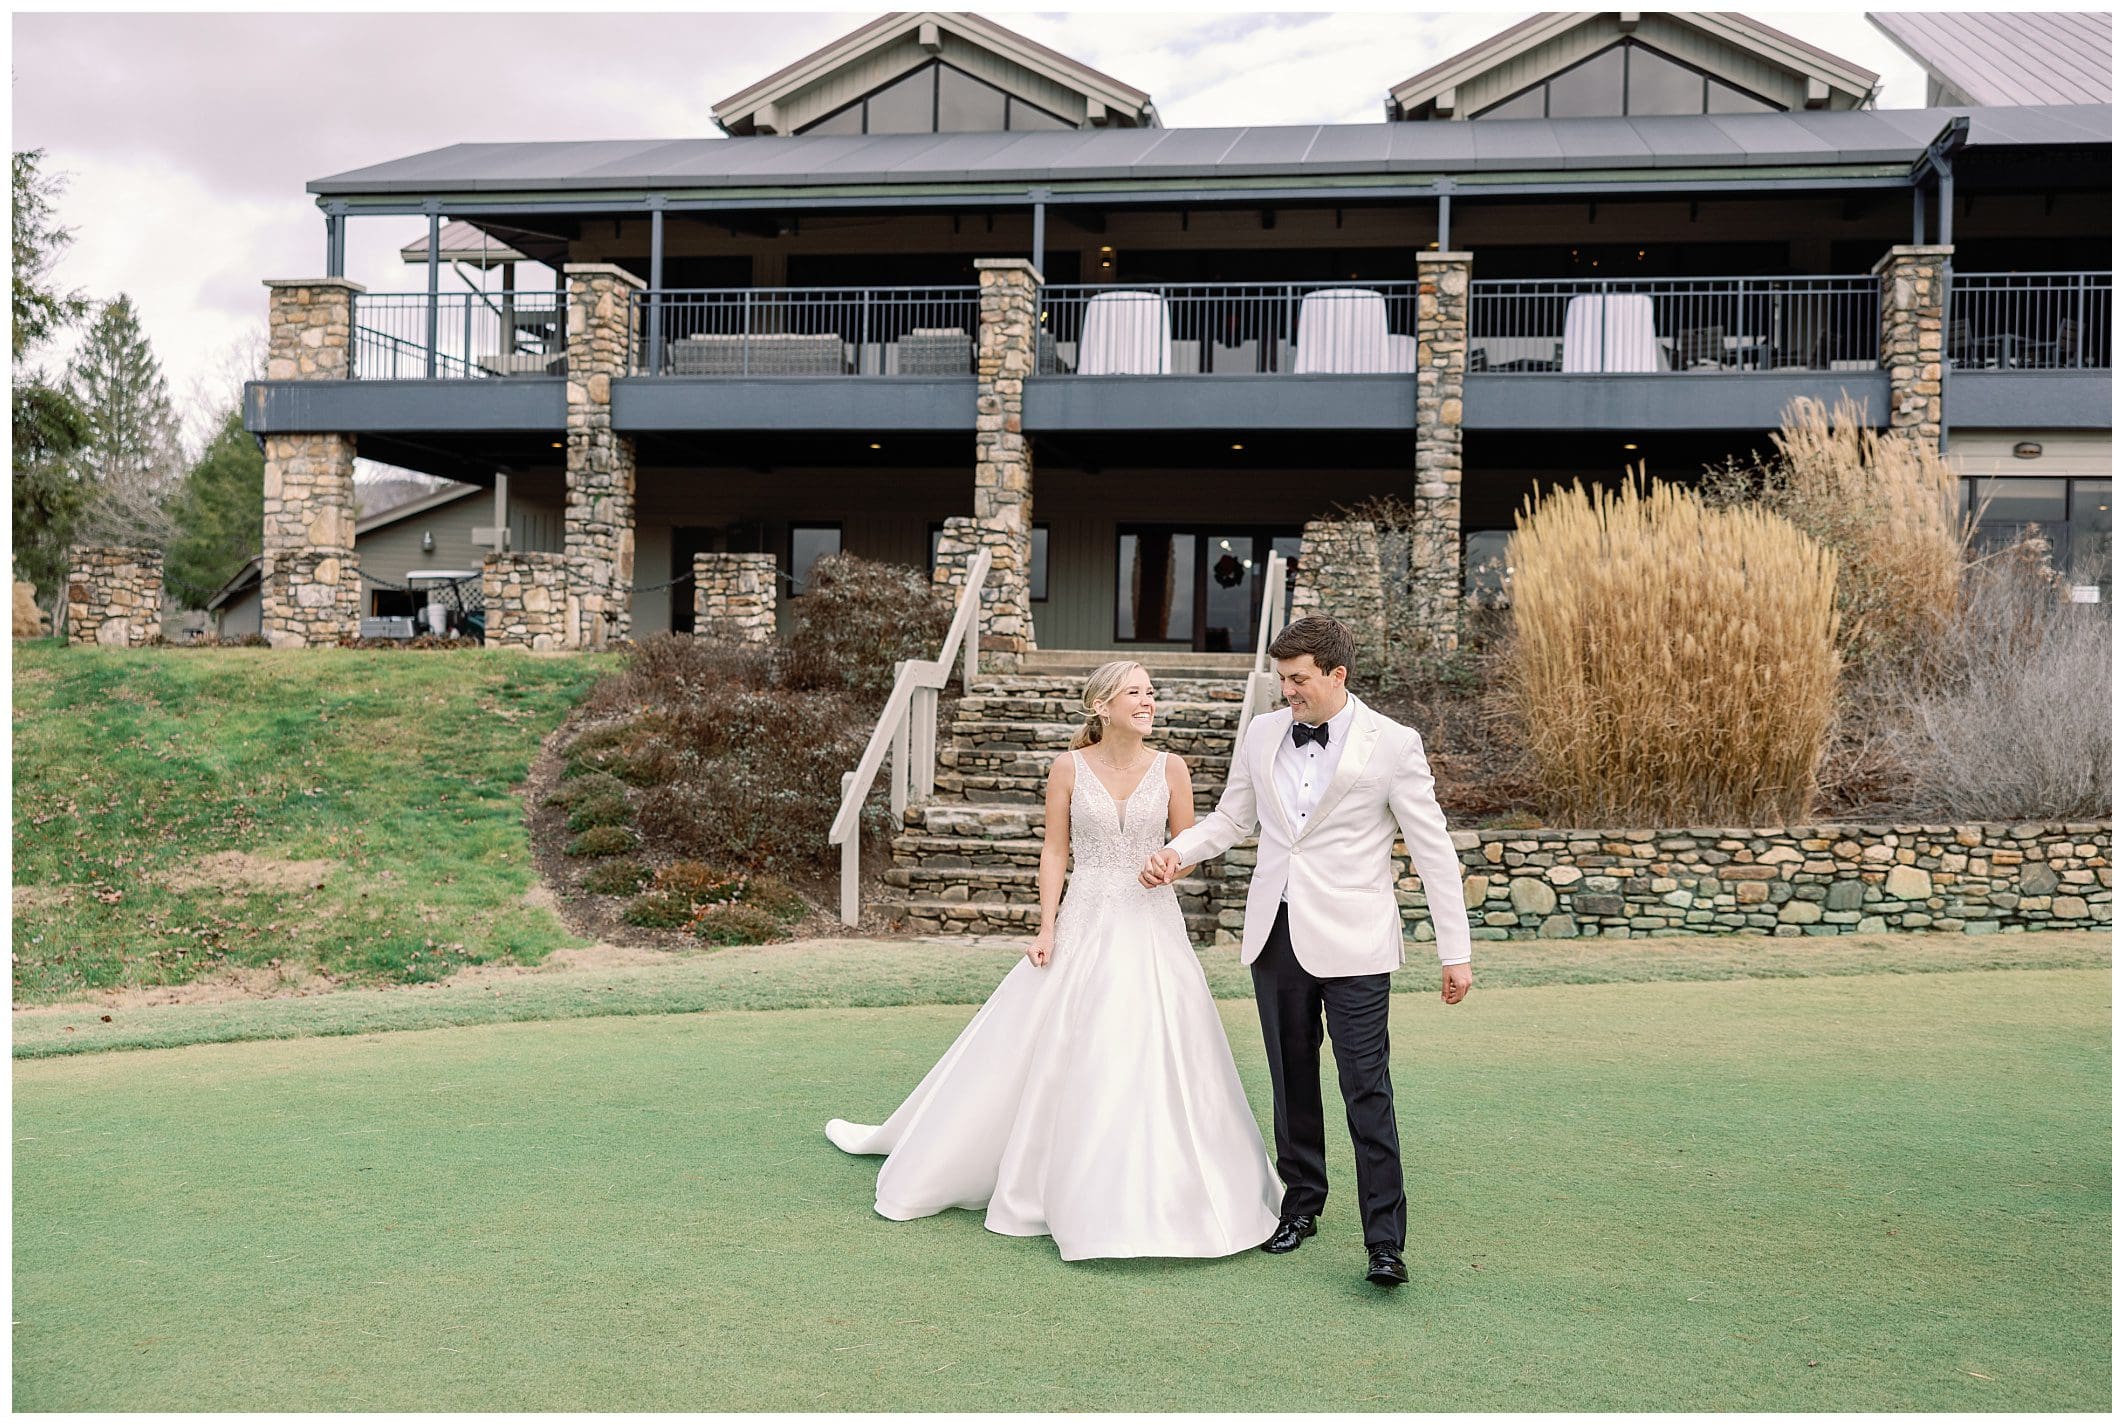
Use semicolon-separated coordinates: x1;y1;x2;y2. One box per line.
1463;530;1513;604
790;524;842;597
929;523;1049;600
1474;40;1785;119
796;60;1077;136
2068;479;2111;591
1116;531;1195;642
370;589;419;618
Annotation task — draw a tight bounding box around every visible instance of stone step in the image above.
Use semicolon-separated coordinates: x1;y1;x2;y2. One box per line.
1015;649;1253;679
954;695;1242;729
947;719;1235;757
969;677;1246;703
931;769;1226;809
889;897;1223;941
892;825;1231;870
884;863;1221;909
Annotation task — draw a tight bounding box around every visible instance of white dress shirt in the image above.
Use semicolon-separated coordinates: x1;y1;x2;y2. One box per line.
1274;695;1356;901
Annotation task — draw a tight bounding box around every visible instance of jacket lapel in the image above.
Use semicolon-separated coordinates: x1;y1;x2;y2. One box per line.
1257;708;1296;841
1296;695;1381;841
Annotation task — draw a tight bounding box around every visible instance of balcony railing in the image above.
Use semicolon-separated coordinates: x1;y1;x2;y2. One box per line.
1035;281;1424;376
1468;276;1881;374
1948;272;2110;370
350;291;566;381
628;286;979;376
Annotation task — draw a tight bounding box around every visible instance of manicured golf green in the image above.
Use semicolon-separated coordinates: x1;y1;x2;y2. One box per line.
14;969;2109;1411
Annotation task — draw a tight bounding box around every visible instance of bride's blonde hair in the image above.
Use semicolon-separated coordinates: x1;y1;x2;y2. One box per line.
1069;660;1149;750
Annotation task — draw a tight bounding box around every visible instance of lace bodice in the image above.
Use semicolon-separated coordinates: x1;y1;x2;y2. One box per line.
1066;748;1172;878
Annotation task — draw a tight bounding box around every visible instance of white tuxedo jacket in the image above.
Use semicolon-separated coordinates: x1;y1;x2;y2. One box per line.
1165;694;1471;977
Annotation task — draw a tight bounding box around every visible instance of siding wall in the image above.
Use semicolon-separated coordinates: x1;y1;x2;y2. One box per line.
1451;14;1839;115
1947;429;2112;477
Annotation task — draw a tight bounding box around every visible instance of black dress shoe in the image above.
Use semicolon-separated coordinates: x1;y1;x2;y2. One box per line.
1365;1245;1410;1286
1259;1214;1319;1254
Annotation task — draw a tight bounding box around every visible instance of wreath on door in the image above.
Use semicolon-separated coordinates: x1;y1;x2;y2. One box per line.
1213;552;1247;588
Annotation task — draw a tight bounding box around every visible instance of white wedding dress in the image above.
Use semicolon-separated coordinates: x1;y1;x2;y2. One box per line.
827;749;1282;1260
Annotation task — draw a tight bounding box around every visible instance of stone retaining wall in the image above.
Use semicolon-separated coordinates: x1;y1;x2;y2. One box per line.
693;553;777;643
65;545;163;647
483;552;583;650
1218;820;2110;944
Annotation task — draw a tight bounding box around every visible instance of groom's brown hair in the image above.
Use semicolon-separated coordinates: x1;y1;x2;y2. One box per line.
1269;616;1354;676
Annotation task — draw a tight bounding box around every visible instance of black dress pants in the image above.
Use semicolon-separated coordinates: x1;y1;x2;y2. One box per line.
1251;901;1406;1250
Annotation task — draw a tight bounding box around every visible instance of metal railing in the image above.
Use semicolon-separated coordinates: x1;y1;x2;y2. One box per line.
629;286;980;376
1467;275;1880;374
1037;281;1424;376
1231;549;1291;758
350;291;566;380
829;546;991;926
1947;272;2111;370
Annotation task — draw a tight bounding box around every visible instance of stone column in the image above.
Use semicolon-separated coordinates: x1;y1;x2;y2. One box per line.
260;278;363;648
482;552;577;651
971;258;1040;663
1874;244;1952;447
564;263;643;647
65;545;163;647
693;552;777;643
1290;520;1386;667
1413;251;1472;659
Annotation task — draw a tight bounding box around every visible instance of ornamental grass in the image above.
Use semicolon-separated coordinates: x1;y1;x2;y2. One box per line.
1503;468;1840;827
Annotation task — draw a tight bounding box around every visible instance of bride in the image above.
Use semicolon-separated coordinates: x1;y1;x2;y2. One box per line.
827;660;1281;1260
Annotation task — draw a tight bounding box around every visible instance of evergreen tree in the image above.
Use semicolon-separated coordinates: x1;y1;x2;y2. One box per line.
164;408;264;609
68;293;182;547
11;149;92;599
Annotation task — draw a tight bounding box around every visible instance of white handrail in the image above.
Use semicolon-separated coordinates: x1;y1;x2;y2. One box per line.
828;545;993;925
1234;550;1288;759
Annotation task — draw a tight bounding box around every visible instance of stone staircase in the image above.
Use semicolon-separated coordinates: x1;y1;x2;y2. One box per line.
886;653;1253;940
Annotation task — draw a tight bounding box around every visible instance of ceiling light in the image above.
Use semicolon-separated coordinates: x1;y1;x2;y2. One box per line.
550;441;563;449
1099;245;1114;253
1230;443;1245;451
1622;442;1639;451
868;442;882;450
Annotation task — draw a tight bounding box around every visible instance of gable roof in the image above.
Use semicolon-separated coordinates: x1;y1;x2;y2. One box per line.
399;219;530;268
712;11;1156;135
1387;11;1880;118
1868;12;2111;107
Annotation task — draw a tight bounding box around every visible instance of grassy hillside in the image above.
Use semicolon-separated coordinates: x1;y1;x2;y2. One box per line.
11;644;614;1003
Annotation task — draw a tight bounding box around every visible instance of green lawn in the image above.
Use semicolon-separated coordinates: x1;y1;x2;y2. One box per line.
11;645;613;1001
14;967;2108;1411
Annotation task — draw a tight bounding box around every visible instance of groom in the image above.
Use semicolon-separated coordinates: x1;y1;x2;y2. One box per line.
1142;615;1472;1288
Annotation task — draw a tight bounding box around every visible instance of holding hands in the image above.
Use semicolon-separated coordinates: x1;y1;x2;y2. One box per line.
1139;848;1181;889
1025;928;1054;967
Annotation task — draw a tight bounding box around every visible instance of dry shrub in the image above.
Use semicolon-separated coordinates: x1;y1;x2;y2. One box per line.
622;889;699;929
652;860;742;902
690;903;787;946
1701;395;1965;685
1887;534;2110;819
779;552;953;697
1504;468;1840;826
566;825;638;858
546;771;626;810
564;793;632;832
580;859;650;895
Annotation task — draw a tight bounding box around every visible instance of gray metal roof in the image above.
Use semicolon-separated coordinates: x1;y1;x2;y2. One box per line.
1869;12;2111;107
310;104;2111;197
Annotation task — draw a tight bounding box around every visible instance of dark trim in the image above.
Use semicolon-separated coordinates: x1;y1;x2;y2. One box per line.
611;376;977;431
244;378;566;433
796;56;1077;137
1948;370;2110;428
1462;371;1894;430
1026;374;1417;431
1473;37;1786;120
789;521;844;597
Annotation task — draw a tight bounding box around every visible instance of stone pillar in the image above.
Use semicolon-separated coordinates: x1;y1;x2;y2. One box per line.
971;258;1040;663
1290;520;1386;668
1874;244;1952;447
260;278;364;647
65;545;163;647
564;263;643;646
693;552;777;643
1413;251;1472;659
482;552;580;651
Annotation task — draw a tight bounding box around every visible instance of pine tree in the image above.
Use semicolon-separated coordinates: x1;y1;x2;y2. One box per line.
11;149;92;599
68;293;182;547
164;408;265;609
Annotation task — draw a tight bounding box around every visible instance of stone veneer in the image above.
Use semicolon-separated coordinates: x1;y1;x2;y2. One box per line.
483;552;584;651
65;545;164;647
693;553;777;643
969;258;1040;663
260;278;364;647
563;263;642;646
1411;251;1472;658
1874;244;1952;446
1219;821;2110;944
1290;519;1386;665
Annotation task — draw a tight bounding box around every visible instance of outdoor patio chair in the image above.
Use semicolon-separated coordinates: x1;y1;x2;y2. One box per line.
1944;318;1986;368
1671;324;1729;370
896;327;974;375
1076;291;1172;375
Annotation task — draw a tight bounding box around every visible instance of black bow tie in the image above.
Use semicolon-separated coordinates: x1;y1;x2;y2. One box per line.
1291;721;1330;749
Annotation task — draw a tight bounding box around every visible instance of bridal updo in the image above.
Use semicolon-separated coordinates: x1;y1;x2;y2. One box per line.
1069;660;1148;750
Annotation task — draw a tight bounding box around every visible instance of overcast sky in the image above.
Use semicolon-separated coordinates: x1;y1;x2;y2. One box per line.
12;6;1930;451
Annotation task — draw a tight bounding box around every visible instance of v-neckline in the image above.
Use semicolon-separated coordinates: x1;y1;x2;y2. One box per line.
1080;749;1159;828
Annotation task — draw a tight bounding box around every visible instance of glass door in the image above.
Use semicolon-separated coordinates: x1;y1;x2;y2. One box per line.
1117;527;1302;650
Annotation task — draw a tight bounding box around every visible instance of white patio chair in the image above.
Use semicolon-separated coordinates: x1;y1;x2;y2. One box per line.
1294;288;1394;373
1076;291;1172;375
